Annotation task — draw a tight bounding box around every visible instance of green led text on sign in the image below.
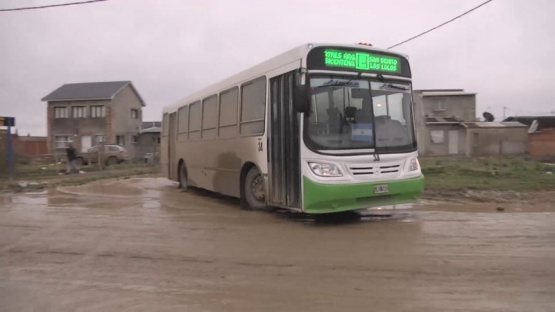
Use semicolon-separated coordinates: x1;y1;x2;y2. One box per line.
324;49;400;73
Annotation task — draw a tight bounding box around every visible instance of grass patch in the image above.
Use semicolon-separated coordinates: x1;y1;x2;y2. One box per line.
0;163;161;192
420;156;555;191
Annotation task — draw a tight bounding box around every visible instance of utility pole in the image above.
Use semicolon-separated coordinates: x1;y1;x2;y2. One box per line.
503;106;507;119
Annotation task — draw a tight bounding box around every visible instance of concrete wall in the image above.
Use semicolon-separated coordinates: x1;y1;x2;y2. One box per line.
466;127;528;157
529;128;555;157
112;85;143;158
136;132;160;161
418;125;466;156
413;92;476;157
47;100;110;154
421;95;476;121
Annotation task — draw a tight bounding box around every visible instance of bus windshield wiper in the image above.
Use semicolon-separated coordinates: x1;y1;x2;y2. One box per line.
319;79;358;88
380;83;409;91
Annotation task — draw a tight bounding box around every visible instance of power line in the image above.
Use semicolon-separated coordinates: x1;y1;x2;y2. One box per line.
0;0;108;12
387;0;494;50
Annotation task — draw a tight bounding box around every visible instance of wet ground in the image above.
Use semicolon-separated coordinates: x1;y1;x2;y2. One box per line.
0;178;554;312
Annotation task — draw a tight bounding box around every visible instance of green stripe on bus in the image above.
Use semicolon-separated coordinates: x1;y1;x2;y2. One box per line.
303;175;424;214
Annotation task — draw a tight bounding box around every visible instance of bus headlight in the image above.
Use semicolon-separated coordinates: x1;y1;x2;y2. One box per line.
408;158;420;172
309;162;343;177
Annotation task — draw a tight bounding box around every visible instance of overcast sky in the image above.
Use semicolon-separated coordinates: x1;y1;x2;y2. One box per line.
1;0;554;135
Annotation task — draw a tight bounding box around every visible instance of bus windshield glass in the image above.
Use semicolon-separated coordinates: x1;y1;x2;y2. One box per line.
305;76;416;153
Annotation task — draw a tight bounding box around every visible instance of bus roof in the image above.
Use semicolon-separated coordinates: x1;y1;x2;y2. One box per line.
162;43;409;114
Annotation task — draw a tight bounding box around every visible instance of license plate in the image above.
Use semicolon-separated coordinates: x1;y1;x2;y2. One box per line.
374;184;389;194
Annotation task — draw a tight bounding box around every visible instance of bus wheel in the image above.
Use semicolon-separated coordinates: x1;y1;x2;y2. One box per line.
178;162;188;190
243;166;267;210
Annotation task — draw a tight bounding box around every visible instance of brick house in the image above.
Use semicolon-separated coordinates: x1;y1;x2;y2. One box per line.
42;81;146;158
504;116;555;157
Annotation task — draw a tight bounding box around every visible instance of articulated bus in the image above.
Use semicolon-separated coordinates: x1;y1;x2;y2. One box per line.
161;43;424;214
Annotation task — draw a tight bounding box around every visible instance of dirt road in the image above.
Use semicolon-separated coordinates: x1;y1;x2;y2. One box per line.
1;178;554;312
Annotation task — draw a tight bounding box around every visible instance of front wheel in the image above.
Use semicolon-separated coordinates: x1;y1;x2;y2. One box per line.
242;166;267;210
106;156;118;166
178;162;188;190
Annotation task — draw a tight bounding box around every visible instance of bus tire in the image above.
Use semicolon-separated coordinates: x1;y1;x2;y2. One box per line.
242;166;267;211
178;161;188;190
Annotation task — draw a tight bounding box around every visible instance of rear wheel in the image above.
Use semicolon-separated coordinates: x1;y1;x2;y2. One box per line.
242;166;267;210
178;162;188;189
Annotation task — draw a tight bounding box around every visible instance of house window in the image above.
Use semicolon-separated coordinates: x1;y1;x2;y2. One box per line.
91;106;105;118
54;135;71;149
95;134;105;145
132;135;139;144
72;106;86;118
116;135;125;146
433;101;445;111
430;130;445;144
131;109;139;119
54;107;68;118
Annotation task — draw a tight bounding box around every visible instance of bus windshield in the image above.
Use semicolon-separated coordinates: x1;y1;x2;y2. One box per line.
305;76;416;153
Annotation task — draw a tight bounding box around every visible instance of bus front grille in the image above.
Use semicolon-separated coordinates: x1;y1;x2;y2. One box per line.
349;164;401;176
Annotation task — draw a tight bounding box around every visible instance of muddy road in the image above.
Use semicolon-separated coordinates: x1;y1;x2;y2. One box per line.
1;178;554;312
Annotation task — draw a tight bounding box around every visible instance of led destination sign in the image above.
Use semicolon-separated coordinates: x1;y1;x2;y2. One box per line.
306;46;410;77
323;49;400;73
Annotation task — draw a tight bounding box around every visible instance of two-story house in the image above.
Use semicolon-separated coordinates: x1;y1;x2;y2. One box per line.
413;89;476;156
413;89;528;157
42;81;146;158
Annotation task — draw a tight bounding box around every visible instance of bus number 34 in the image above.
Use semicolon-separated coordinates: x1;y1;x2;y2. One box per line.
257;142;263;152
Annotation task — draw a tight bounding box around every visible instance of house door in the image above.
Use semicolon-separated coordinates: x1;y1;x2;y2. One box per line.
448;130;459;155
81;136;92;153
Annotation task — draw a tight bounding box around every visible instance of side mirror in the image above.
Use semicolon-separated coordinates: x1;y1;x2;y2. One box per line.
294;85;310;114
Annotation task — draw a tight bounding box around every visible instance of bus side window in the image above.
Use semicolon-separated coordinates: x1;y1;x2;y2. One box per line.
219;87;239;138
240;76;266;135
202;95;218;140
188;101;201;140
162;113;169;137
177;106;188;141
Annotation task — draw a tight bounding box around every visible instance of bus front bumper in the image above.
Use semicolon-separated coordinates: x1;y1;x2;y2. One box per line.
302;175;425;214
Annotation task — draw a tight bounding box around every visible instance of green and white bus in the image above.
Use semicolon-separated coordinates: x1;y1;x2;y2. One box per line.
161;43;424;214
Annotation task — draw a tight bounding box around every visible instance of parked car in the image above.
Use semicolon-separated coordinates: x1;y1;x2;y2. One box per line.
75;145;130;166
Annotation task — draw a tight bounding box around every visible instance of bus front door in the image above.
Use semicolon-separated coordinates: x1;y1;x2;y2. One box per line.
168;112;177;181
268;69;301;209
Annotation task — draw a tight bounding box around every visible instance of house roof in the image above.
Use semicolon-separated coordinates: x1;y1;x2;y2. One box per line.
140;121;161;133
420;91;476;97
425;117;463;124
462;121;527;128
140;127;161;134
503;116;555;130
41;81;146;106
141;121;161;129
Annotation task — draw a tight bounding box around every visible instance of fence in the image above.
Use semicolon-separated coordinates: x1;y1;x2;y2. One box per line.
0;151;160;183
